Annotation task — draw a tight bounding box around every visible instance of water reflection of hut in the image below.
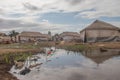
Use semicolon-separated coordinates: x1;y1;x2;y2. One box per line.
80;20;120;43
81;49;120;64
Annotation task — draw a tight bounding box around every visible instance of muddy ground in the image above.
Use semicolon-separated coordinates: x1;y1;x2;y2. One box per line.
0;49;45;80
0;62;18;80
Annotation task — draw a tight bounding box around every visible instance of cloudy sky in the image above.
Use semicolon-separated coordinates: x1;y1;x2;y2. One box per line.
0;0;120;34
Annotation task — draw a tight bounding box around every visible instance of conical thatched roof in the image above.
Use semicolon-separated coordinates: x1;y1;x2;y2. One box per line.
81;20;120;32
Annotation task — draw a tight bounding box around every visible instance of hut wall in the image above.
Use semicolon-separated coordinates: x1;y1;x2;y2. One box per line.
19;36;49;42
62;36;74;42
80;29;120;42
62;35;81;42
87;30;118;38
19;36;35;42
80;31;85;42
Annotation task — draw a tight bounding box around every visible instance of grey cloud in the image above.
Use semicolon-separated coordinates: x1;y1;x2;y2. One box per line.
0;8;2;12
0;18;39;29
0;18;68;34
0;8;4;14
0;0;120;20
23;2;41;11
65;0;84;5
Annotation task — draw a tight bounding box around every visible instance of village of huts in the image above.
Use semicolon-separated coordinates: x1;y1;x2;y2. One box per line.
0;20;120;44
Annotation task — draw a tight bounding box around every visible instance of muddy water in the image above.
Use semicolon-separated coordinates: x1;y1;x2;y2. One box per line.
10;48;120;80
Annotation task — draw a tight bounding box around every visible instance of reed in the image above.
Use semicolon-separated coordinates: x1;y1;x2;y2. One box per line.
1;52;32;64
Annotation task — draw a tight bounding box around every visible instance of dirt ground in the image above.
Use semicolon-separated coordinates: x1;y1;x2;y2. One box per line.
0;49;45;80
0;47;45;80
0;63;18;80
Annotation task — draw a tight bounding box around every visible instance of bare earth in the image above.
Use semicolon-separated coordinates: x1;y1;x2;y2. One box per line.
0;63;18;80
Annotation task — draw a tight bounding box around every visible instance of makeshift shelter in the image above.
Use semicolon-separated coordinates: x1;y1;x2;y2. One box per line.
80;20;120;43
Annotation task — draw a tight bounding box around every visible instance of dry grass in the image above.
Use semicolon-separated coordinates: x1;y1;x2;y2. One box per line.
0;42;54;54
0;48;44;54
0;42;120;54
57;42;120;52
88;42;120;49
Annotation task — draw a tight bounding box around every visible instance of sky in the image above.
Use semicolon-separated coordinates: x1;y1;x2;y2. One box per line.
0;0;120;34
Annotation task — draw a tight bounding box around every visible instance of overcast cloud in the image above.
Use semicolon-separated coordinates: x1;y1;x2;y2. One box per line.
0;0;120;34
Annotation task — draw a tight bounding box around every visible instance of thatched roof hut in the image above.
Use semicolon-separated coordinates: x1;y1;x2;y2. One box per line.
0;32;11;44
60;32;80;42
80;20;120;43
18;31;51;42
0;36;11;44
0;32;6;36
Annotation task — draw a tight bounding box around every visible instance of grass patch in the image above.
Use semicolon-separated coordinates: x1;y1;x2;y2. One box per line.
58;44;89;52
0;52;33;64
0;42;54;49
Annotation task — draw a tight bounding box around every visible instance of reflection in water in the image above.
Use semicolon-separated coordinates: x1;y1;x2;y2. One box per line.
10;48;120;80
82;49;120;65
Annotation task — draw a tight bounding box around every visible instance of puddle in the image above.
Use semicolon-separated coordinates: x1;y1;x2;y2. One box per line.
10;48;120;80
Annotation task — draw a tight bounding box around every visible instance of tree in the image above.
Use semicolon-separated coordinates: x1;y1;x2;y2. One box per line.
48;31;51;36
8;30;19;42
